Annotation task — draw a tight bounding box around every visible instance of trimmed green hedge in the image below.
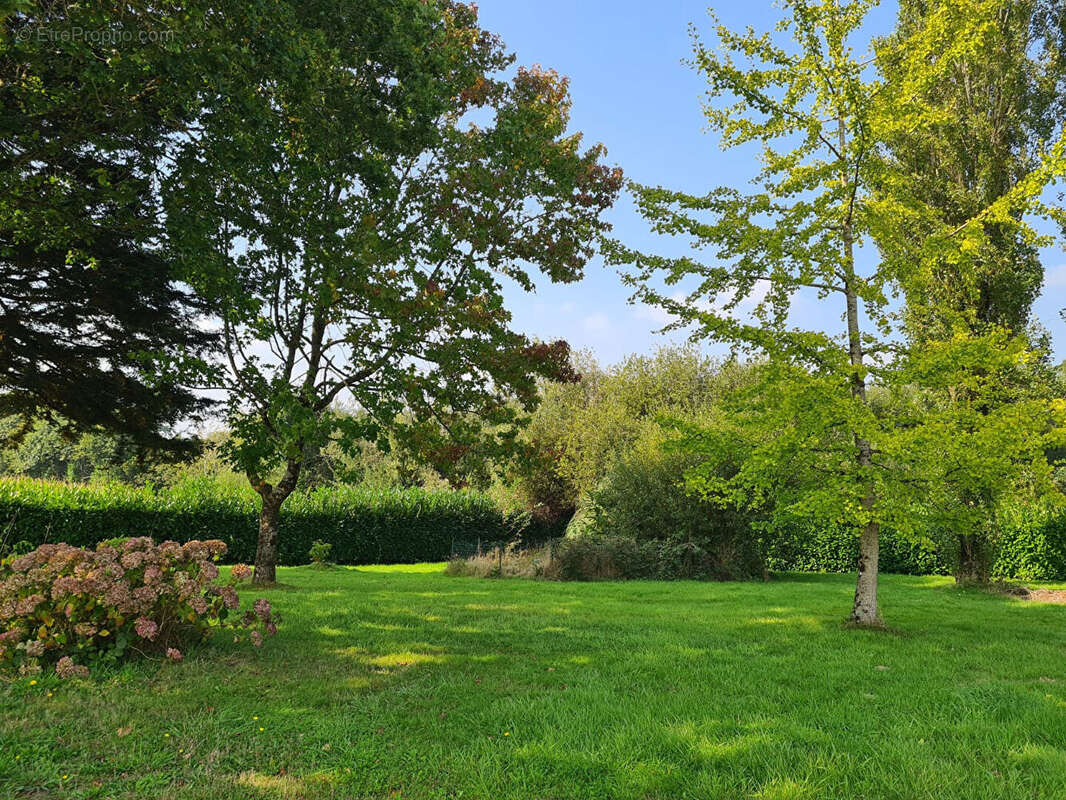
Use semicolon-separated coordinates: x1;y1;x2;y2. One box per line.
3;477;1062;578
0;478;554;565
765;507;1066;581
990;503;1066;582
764;522;950;576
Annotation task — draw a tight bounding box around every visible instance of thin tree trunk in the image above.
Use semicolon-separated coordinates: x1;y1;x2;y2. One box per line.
838;115;881;627
850;519;880;625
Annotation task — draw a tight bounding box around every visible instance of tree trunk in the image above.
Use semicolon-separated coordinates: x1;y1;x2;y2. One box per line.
954;532;988;585
849;519;881;625
838;116;881;627
254;496;282;585
251;460;302;585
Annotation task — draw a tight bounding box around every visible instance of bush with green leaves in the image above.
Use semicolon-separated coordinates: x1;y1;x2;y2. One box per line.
0;477;541;565
990;501;1066;582
574;433;766;581
510;348;760;527
763;519;949;576
309;539;333;568
0;538;274;678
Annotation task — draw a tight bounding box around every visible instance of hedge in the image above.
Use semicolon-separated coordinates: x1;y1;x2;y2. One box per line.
0;477;558;565
764;506;1066;581
990;503;1066;582
764;521;950;576
3;477;1063;578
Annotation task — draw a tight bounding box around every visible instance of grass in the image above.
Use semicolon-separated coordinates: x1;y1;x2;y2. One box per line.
3;566;1066;799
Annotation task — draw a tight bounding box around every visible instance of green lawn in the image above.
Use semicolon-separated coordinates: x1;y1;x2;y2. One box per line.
4;566;1066;799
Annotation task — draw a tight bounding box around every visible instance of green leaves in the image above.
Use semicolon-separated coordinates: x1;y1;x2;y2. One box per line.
611;0;1065;612
158;1;620;532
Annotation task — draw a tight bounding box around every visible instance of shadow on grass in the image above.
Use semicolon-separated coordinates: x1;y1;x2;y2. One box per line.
6;566;1066;800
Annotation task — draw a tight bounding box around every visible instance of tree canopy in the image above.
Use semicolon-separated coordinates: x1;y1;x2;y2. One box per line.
163;0;621;582
606;0;1066;624
0;1;223;451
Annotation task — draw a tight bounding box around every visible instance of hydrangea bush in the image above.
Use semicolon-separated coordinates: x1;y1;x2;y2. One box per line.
0;537;277;678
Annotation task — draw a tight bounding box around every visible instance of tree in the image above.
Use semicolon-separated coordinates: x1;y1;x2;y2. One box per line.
880;0;1066;581
0;1;222;450
885;0;1066;343
512;346;754;527
606;0;1065;624
165;0;621;583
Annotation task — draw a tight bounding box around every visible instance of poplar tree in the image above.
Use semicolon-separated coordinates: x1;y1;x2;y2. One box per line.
880;0;1066;581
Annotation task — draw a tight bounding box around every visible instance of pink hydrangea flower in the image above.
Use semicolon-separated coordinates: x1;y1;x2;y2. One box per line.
55;656;89;679
15;594;44;615
250;630;263;647
220;586;239;610
166;648;183;662
134;617;159;641
253;598;271;622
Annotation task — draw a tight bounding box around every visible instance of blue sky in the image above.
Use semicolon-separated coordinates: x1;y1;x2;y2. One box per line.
476;0;1066;366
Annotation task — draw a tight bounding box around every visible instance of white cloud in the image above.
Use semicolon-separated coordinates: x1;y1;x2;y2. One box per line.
582;312;611;333
633;281;772;328
634;302;676;326
1044;264;1066;289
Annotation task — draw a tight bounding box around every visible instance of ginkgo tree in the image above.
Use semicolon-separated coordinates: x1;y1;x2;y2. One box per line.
166;0;621;584
606;0;1066;625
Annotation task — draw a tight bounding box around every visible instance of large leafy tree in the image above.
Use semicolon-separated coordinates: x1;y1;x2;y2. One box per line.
880;0;1066;580
606;0;1065;624
0;1;221;450
166;0;621;583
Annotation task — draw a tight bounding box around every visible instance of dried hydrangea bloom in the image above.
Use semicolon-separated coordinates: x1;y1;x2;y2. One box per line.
230;564;252;582
55;656;89;679
134;617;159;641
15;595;44;615
2;538;271;676
220;586;239;610
253;598;271;622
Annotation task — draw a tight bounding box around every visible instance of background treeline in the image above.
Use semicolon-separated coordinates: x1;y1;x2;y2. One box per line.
3;347;1064;578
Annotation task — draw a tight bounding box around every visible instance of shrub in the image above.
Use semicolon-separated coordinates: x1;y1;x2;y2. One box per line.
548;535;658;580
578;437;766;580
444;541;556;579
0;477;535;566
309;539;333;568
0;538;276;678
